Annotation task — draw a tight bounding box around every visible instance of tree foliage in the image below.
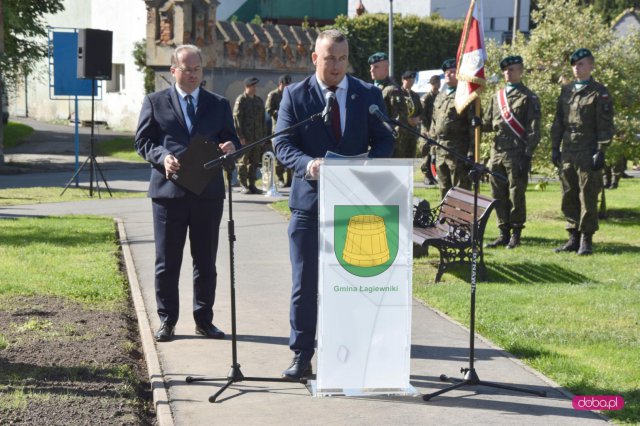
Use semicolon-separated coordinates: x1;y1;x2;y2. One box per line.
331;13;462;81
1;0;64;87
579;0;640;23
133;40;155;95
482;0;640;172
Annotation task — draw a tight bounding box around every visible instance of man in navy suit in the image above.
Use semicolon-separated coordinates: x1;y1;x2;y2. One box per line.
273;29;394;379
135;44;240;342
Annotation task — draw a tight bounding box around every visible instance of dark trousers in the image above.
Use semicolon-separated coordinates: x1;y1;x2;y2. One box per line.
288;209;318;361
152;195;224;326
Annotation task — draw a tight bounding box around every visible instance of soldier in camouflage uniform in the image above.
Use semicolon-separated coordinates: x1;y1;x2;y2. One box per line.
420;74;441;185
234;77;267;194
266;74;292;187
398;71;423;158
430;58;474;199
482;56;541;249
551;48;614;255
368;52;408;157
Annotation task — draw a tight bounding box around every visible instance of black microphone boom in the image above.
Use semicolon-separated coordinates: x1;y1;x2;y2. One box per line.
323;91;335;127
368;104;398;137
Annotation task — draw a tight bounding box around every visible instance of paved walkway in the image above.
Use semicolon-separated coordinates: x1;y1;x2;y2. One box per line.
0;119;607;425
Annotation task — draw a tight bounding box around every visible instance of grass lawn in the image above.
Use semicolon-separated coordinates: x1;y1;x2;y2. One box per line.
98;136;145;162
273;177;639;422
2;122;34;149
414;179;639;423
0;186;145;206
0;215;152;421
0;216;127;306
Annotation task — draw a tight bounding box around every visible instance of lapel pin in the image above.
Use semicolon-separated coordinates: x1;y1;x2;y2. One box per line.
351;94;357;100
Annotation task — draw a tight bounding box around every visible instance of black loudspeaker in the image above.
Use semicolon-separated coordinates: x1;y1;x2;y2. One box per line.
77;28;113;79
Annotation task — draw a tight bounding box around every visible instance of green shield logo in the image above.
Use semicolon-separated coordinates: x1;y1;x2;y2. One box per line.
334;205;399;277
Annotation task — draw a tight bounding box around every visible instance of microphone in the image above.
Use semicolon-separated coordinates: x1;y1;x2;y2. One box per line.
369;104;398;137
323;91;335;126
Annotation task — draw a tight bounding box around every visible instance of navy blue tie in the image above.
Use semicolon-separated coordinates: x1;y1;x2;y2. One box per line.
185;94;196;125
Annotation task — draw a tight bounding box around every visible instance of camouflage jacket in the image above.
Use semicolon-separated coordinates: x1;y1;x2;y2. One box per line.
403;88;422;128
430;88;474;155
420;90;438;136
376;77;408;125
482;84;541;156
233;93;267;142
551;77;614;153
265;88;282;131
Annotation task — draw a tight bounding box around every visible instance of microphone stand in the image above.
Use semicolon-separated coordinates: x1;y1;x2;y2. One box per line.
186;110;326;403
378;113;546;401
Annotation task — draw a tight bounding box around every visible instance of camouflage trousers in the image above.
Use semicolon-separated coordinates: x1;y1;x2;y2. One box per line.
560;150;602;235
435;152;472;199
393;128;418;158
488;149;529;231
237;145;262;185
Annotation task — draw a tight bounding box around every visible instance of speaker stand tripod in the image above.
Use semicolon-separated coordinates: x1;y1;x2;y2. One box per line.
61;78;112;197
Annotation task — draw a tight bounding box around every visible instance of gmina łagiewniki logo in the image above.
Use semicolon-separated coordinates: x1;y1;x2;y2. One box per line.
334;205;399;277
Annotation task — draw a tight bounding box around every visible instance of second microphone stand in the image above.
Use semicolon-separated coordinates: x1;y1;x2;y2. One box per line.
379;113;546;401
186;110;325;403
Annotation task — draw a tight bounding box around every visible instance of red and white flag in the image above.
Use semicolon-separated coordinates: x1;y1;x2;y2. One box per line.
455;0;487;114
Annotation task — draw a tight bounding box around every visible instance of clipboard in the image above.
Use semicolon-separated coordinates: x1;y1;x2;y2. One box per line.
169;134;224;195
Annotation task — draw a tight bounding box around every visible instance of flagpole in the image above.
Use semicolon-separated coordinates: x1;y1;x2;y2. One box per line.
474;98;481;161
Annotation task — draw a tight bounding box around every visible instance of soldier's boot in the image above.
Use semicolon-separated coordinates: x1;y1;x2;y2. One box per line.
485;229;510;248
577;233;593;256
554;230;581;253
248;177;263;195
507;228;522;249
239;177;251;194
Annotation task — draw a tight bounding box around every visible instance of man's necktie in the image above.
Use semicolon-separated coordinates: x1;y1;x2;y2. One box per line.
185;94;196;125
328;86;341;142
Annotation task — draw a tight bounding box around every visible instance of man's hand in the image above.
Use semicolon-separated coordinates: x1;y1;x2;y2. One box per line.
309;158;324;179
471;116;482;128
219;141;236;154
164;154;180;179
239;137;246;146
552;148;561;168
592;150;605;171
408;117;420;127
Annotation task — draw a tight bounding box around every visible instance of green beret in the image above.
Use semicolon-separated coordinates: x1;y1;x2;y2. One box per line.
441;58;456;71
570;48;593;65
500;55;523;70
401;70;416;79
368;52;388;64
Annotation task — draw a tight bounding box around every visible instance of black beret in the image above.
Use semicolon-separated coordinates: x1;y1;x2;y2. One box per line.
368;52;388;64
441;58;456;71
401;70;416;79
570;48;593;65
278;74;292;85
500;55;523;70
243;77;259;86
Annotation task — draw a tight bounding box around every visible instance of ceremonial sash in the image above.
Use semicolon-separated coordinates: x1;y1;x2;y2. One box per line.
497;88;525;141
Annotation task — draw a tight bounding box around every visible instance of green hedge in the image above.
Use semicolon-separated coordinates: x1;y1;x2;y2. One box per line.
332;13;463;80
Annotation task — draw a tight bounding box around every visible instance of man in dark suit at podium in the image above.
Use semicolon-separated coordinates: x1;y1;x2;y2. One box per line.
135;44;240;342
273;29;394;379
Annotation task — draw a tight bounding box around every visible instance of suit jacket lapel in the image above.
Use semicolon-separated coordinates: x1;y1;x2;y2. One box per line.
168;88;188;134
309;75;338;146
343;75;358;144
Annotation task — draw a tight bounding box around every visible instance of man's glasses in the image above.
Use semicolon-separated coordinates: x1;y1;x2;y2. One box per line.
174;66;202;75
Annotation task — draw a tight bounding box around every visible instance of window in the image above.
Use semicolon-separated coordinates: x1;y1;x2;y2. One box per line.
107;63;125;93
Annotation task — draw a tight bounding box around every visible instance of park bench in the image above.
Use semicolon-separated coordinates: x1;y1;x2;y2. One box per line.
413;187;497;283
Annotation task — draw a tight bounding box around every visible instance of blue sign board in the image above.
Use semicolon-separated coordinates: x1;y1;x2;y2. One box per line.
51;31;96;96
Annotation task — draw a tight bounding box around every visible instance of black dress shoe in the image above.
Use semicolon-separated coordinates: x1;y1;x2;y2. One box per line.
155;322;175;342
195;323;225;339
282;357;312;380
